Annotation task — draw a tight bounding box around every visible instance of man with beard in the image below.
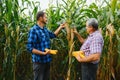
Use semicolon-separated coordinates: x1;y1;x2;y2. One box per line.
27;11;65;80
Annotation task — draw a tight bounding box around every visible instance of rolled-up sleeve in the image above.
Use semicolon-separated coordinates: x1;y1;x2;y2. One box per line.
90;37;103;54
27;29;37;53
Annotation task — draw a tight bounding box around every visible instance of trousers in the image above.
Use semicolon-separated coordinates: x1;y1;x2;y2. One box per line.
33;62;50;80
81;63;98;80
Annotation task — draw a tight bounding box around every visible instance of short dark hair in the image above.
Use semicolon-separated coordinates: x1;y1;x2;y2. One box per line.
87;18;98;30
36;11;45;21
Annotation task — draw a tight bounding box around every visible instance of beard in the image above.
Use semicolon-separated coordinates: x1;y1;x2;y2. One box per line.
41;20;47;25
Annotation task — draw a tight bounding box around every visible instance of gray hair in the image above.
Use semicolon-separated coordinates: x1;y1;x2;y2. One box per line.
86;18;98;30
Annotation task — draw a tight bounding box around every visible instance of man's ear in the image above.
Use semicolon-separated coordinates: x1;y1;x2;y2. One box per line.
90;26;94;30
39;17;42;21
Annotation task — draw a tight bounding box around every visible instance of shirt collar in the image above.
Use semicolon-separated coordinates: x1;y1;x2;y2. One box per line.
36;24;46;30
89;30;99;37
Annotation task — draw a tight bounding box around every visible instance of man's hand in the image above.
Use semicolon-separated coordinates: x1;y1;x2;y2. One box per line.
32;48;50;55
54;23;66;36
43;50;50;55
73;28;85;43
73;28;79;35
75;55;82;62
59;23;66;29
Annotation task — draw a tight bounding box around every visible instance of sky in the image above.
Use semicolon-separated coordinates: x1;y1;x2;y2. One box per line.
20;0;106;15
29;0;96;10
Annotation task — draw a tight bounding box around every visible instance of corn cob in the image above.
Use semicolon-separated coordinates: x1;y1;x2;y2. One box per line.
72;51;85;58
45;48;58;55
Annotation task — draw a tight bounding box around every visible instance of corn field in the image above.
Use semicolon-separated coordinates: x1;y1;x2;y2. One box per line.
0;0;120;80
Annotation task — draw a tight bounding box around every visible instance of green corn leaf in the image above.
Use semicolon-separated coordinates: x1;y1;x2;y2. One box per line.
111;0;117;14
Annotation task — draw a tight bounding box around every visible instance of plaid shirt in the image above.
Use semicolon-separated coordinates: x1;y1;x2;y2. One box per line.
27;24;56;63
80;30;104;63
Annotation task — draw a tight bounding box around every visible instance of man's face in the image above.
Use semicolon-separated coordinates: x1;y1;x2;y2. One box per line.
86;22;93;34
40;13;47;24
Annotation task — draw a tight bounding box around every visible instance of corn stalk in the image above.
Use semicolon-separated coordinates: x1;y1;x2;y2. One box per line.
65;23;74;80
106;24;115;80
60;0;86;79
0;0;40;80
97;0;119;80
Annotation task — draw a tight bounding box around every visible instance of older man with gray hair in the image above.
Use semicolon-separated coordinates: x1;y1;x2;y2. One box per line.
73;18;104;80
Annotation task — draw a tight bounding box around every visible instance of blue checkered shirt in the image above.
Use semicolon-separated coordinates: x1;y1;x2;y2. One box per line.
27;24;56;63
80;31;104;64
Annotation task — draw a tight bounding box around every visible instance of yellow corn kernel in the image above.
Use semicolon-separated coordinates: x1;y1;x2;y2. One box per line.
72;51;79;57
79;51;85;58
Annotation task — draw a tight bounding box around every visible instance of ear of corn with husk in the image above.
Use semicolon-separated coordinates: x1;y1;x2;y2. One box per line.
106;23;115;36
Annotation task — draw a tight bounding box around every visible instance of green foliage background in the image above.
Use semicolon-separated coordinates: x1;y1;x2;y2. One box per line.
0;0;120;80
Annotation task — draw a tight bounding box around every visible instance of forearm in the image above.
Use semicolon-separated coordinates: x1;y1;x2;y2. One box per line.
76;33;85;43
32;48;45;55
77;53;100;62
54;26;62;36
